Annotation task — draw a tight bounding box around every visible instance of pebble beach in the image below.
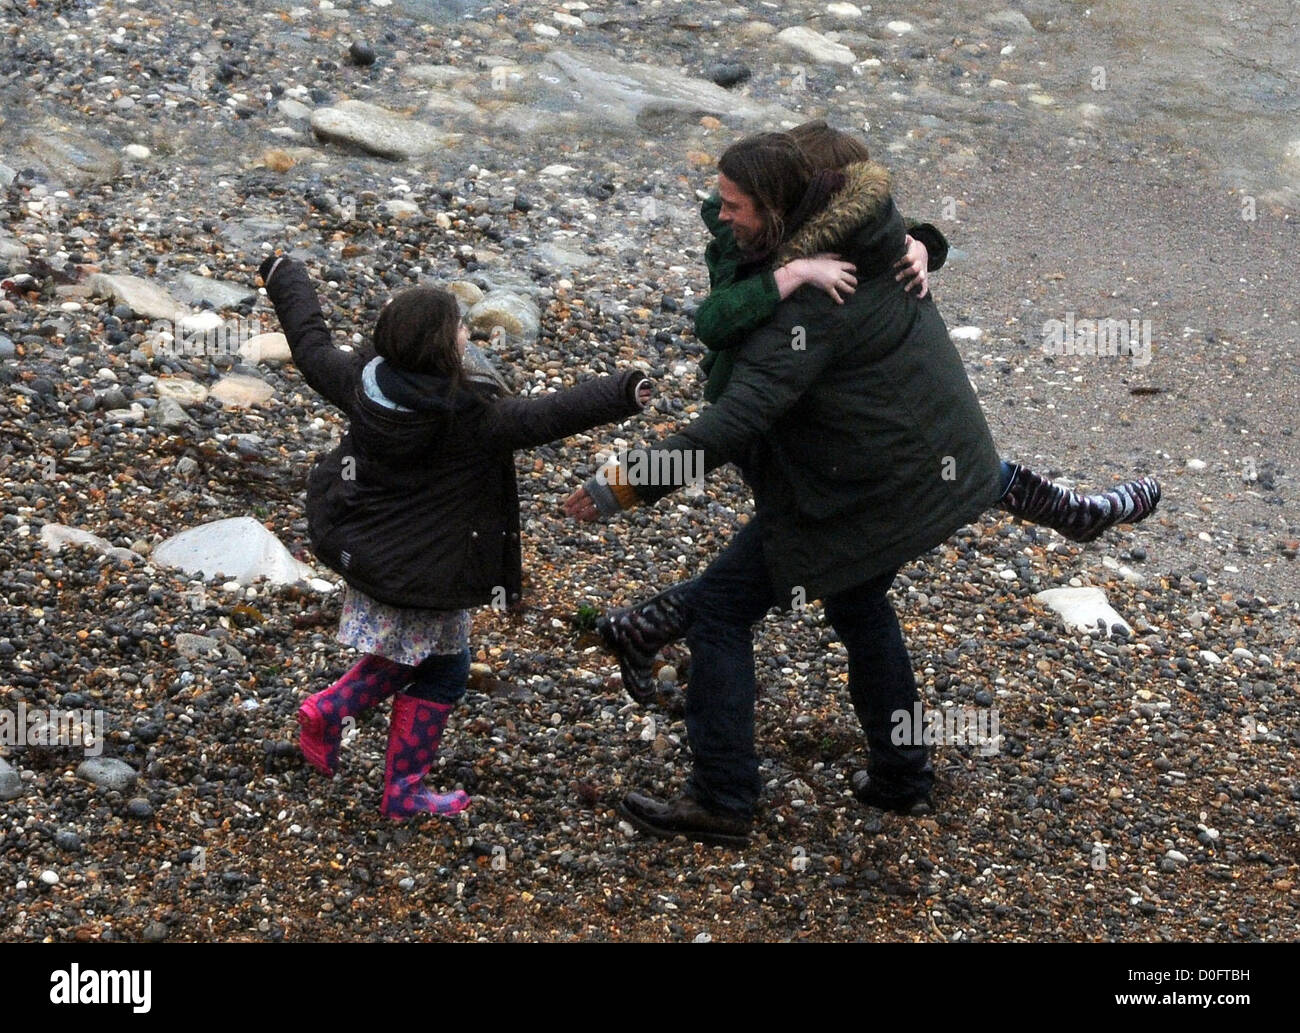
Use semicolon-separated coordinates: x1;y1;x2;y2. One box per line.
0;0;1297;942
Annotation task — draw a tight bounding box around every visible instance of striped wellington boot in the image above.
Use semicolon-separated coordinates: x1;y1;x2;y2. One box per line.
999;464;1162;543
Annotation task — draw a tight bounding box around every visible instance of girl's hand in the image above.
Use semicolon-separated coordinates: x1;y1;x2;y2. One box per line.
894;235;929;297
799;253;857;304
773;254;857;302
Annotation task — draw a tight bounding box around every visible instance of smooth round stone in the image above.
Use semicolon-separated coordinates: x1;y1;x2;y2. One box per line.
126;797;154;818
54;830;82;852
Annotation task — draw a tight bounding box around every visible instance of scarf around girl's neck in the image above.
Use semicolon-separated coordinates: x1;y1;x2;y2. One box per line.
738;168;847;268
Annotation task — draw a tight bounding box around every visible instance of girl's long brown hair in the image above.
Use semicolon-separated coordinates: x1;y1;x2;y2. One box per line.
373;286;463;386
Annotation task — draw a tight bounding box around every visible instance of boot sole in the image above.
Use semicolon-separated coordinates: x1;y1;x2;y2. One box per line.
617;802;750;847
382;792;471;822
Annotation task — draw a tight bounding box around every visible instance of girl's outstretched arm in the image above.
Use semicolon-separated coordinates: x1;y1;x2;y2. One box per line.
258;254;371;414
483;370;651;451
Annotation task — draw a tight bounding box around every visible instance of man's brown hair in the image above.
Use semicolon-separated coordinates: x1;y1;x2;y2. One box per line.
717;132;813;258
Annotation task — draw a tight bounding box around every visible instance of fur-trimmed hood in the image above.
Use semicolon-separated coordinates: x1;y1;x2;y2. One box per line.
775;160;893;264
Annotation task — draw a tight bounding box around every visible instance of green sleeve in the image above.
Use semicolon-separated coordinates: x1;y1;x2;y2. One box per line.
694;268;782;351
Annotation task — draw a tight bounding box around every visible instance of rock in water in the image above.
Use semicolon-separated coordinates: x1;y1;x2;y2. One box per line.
76;757;138;792
86;274;187;321
151;516;316;585
209;373;275;408
310;100;461;160
1034;586;1133;637
540;49;799;133
776;26;858;66
466;290;541;342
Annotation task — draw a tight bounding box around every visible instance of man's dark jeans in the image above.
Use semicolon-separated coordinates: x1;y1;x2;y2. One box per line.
679;516;931;818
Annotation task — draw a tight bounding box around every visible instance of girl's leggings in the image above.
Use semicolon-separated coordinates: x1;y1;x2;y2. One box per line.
401;648;471;705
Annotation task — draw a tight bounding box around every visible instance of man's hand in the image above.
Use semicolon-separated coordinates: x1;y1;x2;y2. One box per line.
893;235;929;297
564;484;600;522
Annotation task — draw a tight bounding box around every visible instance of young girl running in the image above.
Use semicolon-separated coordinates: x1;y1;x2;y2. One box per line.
258;253;651;818
593;122;1161;703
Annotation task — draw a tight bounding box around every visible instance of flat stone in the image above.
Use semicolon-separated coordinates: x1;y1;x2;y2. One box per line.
39;523;137;565
534;241;597;272
448;281;484;307
239;332;292;365
209;373;275;408
310;100;462;160
0;234;29;263
383;198;422;220
276;98;314;121
175;632;223;659
20;128;122;186
152;395;196;431
86;273;187;321
986;9;1035;34
776;26;858;65
76;757;138;792
1034;586;1132;637
539;49;799;134
155;377;209;406
173;272;257;310
151;516;316;585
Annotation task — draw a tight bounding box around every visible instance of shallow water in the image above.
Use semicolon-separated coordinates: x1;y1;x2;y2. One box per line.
1021;0;1300;203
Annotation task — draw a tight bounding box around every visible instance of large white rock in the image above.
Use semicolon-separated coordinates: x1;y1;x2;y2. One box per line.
310;100;462;160
151;516;316;586
777;26;858;65
86;273;187;320
1034;586;1132;637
